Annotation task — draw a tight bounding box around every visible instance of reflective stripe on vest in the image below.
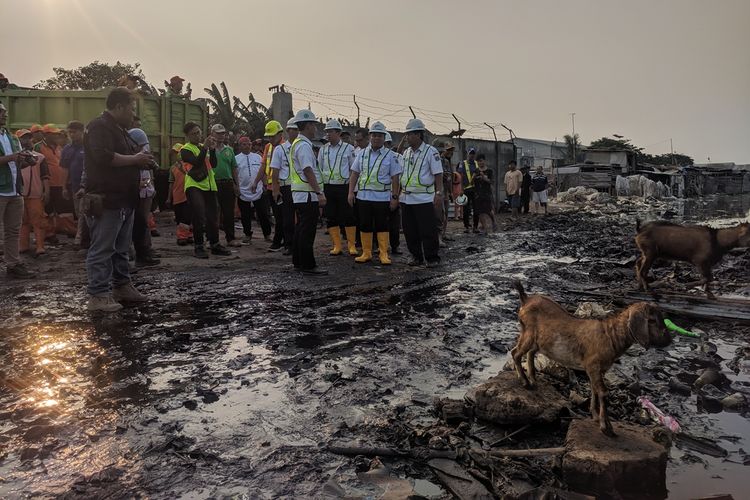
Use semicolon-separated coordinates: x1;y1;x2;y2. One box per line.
290;138;315;193
358;147;391;192
464;160;475;187
400;146;434;194
264;143;274;186
321;142;350;184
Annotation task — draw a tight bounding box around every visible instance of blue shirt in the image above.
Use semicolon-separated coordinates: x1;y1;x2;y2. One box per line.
60;142;85;193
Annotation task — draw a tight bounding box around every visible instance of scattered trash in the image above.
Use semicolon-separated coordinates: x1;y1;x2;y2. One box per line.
637;396;681;433
664;318;701;338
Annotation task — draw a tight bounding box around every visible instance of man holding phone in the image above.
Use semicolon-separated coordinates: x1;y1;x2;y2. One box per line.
83;87;154;312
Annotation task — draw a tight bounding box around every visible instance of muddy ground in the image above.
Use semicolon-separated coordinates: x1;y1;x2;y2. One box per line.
1;195;749;499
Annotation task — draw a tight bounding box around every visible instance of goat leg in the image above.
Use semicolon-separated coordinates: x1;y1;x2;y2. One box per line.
588;368;616;437
526;350;538;388
511;345;532;389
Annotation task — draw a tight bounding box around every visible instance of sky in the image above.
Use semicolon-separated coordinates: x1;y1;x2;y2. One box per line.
3;0;749;163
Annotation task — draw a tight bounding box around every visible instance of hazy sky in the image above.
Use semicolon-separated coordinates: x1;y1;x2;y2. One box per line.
3;0;749;162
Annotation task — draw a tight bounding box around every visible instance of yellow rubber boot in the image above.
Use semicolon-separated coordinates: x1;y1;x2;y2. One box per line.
344;226;358;255
355;232;373;263
376;232;391;265
329;226;343;255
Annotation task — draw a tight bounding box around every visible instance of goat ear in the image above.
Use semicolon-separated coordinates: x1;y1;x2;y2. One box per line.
627;305;651;348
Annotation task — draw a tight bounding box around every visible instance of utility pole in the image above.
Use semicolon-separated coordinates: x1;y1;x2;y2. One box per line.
570;113;576;163
670;138;675;165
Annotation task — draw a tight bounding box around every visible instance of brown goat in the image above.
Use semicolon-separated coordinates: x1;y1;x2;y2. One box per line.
635;220;750;298
510;280;671;436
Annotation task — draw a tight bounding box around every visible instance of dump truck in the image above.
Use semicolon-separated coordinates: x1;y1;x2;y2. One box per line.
0;88;208;168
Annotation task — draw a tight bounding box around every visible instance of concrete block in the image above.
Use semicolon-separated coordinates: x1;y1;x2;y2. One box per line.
563;419;669;499
465;372;567;425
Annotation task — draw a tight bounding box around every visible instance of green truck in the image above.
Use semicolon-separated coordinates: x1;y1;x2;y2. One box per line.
0;88;208;168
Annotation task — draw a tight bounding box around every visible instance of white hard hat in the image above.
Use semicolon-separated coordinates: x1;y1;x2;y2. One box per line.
286;118;298;130
324;119;342;131
405;118;426;133
455;194;468;206
369;121;387;135
385;132;392;143
293;109;317;125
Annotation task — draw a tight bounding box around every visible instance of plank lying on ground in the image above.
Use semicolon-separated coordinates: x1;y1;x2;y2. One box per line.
428;458;495;500
569;290;750;323
326;445;457;460
473;446;566;458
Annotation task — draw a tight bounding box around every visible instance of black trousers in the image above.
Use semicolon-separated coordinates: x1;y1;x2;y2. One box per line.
216;180;237;242
357;199;389;233
174;202;192;226
293;195;319;270
462;189;478;229
238;197;272;237
154;169;170;211
269;190;284;247
280;185;294;249
389;204;400;250
521;191;530;214
401;202;440;263
324;184;355;228
186;187;219;247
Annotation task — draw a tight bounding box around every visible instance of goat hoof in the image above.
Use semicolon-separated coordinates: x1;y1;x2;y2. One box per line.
706;293;716;300
601;425;617;438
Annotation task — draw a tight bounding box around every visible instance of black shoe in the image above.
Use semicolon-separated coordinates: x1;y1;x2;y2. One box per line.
426;260;441;268
301;267;328;275
282;247;292;256
407;258;424;267
194;246;209;259
136;255;161;266
7;264;35;279
391;247;403;255
211;244;232;256
268;244;283;252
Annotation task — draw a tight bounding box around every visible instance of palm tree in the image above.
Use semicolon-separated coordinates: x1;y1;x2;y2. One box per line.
204;82;237;130
564;133;581;164
234;93;271;138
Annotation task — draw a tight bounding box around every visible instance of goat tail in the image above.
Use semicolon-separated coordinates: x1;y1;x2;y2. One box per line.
512;279;528;304
636;218;641;233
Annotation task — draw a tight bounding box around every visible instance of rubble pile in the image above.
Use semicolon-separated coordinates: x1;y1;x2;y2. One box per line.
556;186;613;204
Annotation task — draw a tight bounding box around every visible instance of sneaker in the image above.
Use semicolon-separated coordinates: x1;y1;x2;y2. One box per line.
211;244;232;256
228;239;243;247
301;267;328;275
113;283;147;303
87;294;123;312
242;235;253;244
194;246;209;259
7;264;35;279
268;244;283;253
407;258;424;267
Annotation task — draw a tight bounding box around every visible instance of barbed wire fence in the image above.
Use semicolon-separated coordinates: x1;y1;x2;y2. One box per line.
284;85;512;143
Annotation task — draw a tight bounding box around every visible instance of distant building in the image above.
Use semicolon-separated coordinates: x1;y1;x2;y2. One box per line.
583;149;637;174
514;138;567;169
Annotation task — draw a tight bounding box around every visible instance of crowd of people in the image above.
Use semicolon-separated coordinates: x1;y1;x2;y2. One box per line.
0;87;550;312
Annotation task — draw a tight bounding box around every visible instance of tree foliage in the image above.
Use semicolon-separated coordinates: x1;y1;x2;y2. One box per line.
204;83;271;138
563;133;581;163
35;61;153;91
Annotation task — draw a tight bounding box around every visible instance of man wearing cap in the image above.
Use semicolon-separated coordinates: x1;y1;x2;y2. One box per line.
16;129;50;257
166;75;186;98
60;120;88;248
399;118;443;267
181;122;232;259
261;120;286;251
1;110;37;278
319;119;356;256
83;87;155;311
210;123;241;247
440;140;456;242
348;122;402;265
456;148;479;233
236;136;272;242
166;143;193;246
289;109;327;274
36;123;70;239
268;118;298;255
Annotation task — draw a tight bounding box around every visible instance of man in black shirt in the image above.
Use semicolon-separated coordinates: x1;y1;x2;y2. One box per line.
84;87;154;312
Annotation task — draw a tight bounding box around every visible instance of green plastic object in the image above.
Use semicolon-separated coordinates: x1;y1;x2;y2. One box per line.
664;318;701;338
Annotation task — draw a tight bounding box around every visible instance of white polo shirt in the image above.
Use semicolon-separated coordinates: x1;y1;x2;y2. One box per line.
236;152;264;202
269;140;291;186
399;142;443;205
291;135;321;204
317;140;355;185
351;145;402;202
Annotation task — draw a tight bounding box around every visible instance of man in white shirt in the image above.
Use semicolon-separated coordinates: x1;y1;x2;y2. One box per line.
398;118;443;267
318;119;357;256
289;110;327;275
269;119;297;256
236;136;272;241
348;122;402;265
385;131;402;255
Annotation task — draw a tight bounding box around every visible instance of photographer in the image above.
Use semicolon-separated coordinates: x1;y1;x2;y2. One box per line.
84;87;154;312
0;103;36;278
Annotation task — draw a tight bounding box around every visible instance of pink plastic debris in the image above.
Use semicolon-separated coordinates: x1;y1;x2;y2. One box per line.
637;396;681;433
